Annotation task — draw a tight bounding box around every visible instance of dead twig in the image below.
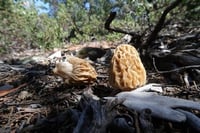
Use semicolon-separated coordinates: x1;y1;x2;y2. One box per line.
104;11;142;40
153;57;200;74
144;0;182;47
104;0;182;50
0;83;27;97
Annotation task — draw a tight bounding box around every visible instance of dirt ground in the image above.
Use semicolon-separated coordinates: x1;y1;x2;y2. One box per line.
0;41;200;133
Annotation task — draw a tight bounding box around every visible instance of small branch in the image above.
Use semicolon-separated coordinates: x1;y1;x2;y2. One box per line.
105;11;116;30
176;32;200;41
153;57;200;74
144;0;182;47
71;16;83;35
152;58;160;72
0;83;27;97
104;11;141;39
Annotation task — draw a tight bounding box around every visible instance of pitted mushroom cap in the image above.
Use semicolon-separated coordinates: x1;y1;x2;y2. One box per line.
53;55;97;84
109;44;146;91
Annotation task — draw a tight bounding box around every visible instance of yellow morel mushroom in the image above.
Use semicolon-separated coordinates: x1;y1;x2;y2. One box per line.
53;55;97;84
109;44;146;91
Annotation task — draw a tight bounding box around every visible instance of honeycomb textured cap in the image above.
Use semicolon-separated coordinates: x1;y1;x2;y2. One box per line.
109;44;146;91
53;55;97;84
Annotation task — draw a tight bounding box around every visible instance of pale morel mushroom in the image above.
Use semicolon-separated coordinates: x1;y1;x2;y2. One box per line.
109;44;146;91
53;55;97;84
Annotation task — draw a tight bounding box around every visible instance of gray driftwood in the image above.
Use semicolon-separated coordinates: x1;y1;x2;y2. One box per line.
106;84;200;132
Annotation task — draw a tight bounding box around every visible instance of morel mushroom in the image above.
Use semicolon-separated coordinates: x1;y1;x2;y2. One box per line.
109;44;146;91
53;55;97;84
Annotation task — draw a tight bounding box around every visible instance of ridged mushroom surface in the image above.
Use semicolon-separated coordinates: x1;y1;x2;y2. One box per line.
53;55;97;84
109;44;146;91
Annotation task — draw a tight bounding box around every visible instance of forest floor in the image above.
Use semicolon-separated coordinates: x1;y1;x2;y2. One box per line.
0;39;199;133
